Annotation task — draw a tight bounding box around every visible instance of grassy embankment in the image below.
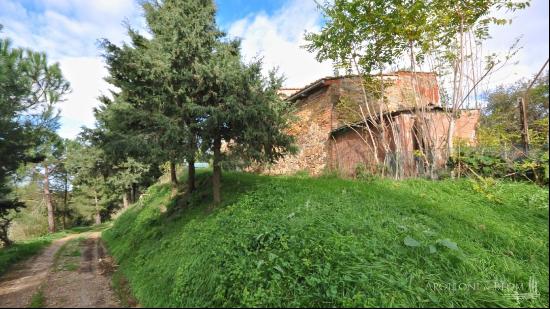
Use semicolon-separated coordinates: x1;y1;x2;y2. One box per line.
103;171;549;307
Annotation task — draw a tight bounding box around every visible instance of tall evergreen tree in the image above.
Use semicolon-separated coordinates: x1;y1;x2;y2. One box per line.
65;140;110;225
0;26;69;242
140;0;222;193
0;36;32;245
100;2;295;204
23;52;70;234
100;33;186;194
81;101;158;212
198;41;295;204
35;132;64;233
100;0;222;195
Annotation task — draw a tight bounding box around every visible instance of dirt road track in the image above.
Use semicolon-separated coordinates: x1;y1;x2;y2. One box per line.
0;232;121;308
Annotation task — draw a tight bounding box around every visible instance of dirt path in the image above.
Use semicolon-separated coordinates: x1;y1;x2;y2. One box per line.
0;232;122;308
0;234;79;308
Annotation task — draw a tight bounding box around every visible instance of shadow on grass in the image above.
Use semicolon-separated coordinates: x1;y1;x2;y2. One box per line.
163;170;266;221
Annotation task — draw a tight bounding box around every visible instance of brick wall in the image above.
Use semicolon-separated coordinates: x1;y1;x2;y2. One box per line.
264;86;337;175
328;110;480;177
266;73;478;177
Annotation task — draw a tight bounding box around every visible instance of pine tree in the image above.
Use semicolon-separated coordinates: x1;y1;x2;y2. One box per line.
0;37;31;245
98;2;294;205
24;52;70;234
65;140;107;225
197;40;295;203
0;27;69;242
141;0;222;193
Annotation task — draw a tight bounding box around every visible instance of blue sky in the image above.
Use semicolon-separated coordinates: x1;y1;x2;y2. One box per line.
216;0;288;27
0;0;548;138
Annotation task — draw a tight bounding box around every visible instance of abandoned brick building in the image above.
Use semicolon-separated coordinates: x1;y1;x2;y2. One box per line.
269;71;479;177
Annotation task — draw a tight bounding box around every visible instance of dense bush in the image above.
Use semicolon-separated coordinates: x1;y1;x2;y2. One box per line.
103;172;548;307
449;147;549;185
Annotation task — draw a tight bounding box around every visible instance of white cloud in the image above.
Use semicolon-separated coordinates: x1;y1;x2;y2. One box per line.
0;0;144;138
227;0;333;87
56;57;111;138
482;0;549;87
1;0;547;138
228;0;549;90
0;0;144;60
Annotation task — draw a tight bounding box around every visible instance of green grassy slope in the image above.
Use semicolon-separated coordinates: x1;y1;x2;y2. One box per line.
103;172;549;307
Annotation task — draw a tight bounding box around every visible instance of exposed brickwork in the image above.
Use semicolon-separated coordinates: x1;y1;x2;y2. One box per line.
327;110;480;177
264;86;336;175
267;72;479;177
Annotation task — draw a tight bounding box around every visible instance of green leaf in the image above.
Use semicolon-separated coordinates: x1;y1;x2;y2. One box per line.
268;253;278;261
274;265;284;273
429;245;437;254
404;236;421;247
427;293;439;303
437;239;459;250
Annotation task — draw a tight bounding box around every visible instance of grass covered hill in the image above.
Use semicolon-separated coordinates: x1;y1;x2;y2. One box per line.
102;172;549;307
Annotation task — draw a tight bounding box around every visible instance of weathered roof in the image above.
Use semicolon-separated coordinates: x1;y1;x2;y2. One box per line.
277;88;302;98
285;77;337;102
285;71;435;102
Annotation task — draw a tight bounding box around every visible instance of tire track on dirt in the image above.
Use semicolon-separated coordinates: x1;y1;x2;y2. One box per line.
0;234;79;308
42;232;120;308
0;232;125;308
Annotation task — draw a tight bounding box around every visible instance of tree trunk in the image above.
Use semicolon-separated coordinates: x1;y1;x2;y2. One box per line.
518;97;530;154
188;159;196;193
122;191;130;209
94;213;102;225
447;116;456;159
132;183;137;203
212;136;222;204
43;164;56;233
170;161;178;186
94;191;101;225
0;222;13;247
62;172;68;230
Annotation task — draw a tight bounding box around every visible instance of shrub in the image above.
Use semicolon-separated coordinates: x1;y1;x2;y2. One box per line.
449;147;549;185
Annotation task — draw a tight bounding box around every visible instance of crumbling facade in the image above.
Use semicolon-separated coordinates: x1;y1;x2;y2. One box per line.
266;71;480;177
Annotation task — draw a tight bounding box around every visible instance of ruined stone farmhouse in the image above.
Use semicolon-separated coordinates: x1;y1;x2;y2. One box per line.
270;71;480;177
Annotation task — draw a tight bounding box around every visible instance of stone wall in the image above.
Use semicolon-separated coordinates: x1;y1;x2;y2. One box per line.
266;73;478;177
264;86;337;175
